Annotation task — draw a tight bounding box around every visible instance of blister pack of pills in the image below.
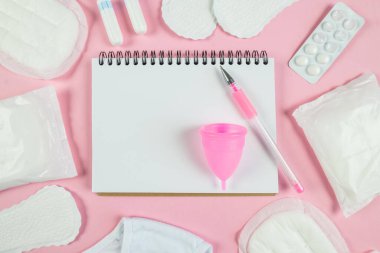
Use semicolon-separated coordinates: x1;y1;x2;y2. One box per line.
289;2;365;84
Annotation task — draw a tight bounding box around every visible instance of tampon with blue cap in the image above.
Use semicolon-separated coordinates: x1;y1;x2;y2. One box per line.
97;0;123;46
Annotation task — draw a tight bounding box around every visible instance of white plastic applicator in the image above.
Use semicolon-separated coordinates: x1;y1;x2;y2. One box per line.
97;0;124;45
124;0;147;34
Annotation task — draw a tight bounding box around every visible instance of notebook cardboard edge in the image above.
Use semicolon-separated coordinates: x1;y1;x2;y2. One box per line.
97;192;277;196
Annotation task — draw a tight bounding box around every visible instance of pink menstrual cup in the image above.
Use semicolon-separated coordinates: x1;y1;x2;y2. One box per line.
200;123;247;190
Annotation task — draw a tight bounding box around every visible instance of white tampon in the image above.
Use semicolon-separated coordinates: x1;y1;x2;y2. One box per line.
124;0;147;34
97;0;123;45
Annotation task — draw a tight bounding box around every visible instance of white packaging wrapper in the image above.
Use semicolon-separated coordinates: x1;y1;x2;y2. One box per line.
293;73;380;216
0;86;77;191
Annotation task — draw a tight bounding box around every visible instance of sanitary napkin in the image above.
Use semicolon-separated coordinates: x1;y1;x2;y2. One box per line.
214;0;297;38
161;0;297;39
162;0;217;40
239;198;349;253
0;86;77;191
0;185;81;253
294;73;380;217
0;0;88;79
84;217;213;253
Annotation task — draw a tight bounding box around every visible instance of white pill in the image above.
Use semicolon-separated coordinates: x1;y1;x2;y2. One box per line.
295;55;309;66
334;30;348;41
322;21;335;32
304;44;318;55
324;42;338;53
306;65;321;76
343;19;356;30
313;33;327;44
331;10;345;21
316;54;330;64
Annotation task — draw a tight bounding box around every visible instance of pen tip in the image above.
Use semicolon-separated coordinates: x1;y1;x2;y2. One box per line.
219;65;234;85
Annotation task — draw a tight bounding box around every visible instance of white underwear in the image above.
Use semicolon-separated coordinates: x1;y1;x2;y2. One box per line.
84;217;213;253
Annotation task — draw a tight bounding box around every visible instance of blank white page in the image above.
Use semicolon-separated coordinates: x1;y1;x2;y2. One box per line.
92;58;278;194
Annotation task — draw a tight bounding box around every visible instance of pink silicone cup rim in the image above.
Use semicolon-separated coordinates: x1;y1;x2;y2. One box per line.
200;123;247;137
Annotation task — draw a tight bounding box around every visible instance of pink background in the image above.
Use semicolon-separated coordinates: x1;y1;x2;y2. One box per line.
0;0;379;252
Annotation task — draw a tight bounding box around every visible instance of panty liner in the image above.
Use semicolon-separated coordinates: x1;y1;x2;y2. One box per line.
0;185;81;253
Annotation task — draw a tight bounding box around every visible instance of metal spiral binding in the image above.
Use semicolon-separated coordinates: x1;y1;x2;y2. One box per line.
98;50;269;66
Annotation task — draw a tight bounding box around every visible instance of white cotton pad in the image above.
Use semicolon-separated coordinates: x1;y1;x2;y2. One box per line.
213;0;297;38
0;185;81;253
0;0;88;79
293;73;380;216
239;198;349;253
0;86;77;191
162;0;217;40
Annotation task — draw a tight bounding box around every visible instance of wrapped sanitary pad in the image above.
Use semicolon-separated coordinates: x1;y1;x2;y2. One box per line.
0;0;88;79
293;73;380;216
0;86;77;191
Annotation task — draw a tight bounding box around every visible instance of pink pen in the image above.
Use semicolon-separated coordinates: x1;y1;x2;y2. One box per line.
220;66;304;193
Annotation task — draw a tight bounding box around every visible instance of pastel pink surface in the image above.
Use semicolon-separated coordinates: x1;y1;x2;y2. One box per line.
0;0;379;252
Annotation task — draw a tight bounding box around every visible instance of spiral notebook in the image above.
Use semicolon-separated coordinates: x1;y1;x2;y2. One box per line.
92;50;278;195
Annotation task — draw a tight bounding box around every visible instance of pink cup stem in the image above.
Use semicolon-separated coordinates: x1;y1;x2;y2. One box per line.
221;180;226;191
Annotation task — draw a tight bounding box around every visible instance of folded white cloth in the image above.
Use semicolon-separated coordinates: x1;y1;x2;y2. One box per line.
84;217;213;253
